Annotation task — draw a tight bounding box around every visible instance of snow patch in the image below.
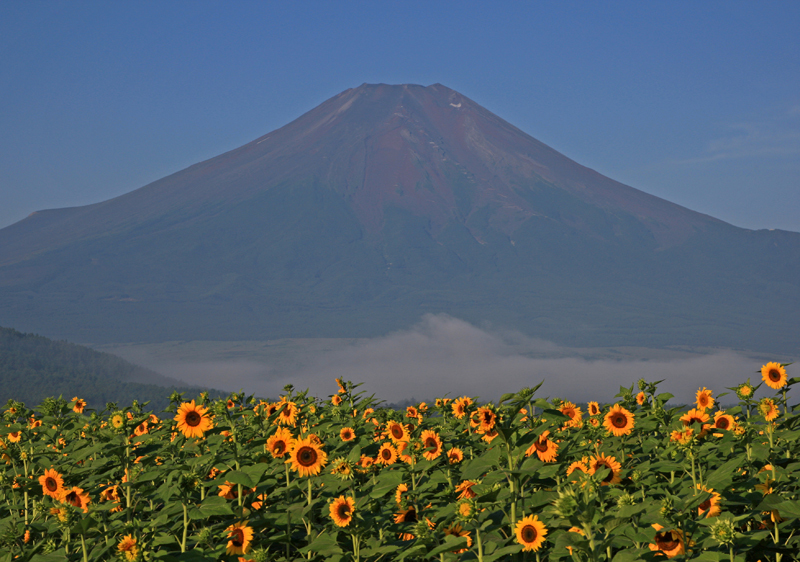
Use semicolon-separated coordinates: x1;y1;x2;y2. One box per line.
450;103;462;108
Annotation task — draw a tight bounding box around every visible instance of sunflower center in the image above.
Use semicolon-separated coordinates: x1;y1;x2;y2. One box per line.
274;441;286;455
521;525;538;542
611;414;627;428
185;411;201;427
337;504;351;519
381;449;392;460
716;418;730;430
535;438;549;452
64;491;80;507
769;369;781;381
45;477;58;492
230;529;244;547
698;499;711;511
391;425;404;439
297;446;318;467
425;438;437;450
655;531;680;550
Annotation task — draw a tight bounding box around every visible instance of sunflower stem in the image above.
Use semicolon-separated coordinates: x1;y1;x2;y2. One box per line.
180;502;189;552
285;463;291;560
476;526;484;562
80;533;88;562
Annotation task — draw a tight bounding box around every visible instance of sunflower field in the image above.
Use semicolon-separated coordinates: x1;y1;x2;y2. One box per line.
1;363;798;561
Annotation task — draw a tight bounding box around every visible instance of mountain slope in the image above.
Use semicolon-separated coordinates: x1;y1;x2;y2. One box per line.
0;83;798;353
0;327;217;409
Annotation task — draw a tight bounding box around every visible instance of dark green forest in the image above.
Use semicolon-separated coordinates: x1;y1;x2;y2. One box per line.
0;326;217;412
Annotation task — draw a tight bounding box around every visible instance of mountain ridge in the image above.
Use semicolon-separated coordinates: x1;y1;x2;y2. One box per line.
0;83;797;354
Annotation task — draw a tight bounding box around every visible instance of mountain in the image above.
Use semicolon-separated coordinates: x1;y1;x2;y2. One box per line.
0;326;218;410
0;83;798;353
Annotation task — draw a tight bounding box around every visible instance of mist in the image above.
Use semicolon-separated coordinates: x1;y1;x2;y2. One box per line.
108;314;793;406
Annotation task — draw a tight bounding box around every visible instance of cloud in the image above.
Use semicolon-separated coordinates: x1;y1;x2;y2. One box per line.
136;314;784;405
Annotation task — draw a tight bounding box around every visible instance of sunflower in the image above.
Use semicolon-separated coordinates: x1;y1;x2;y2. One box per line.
100;484;120;503
406;406;419;420
394;506;417;524
357;454;374;472
695;387;714;411
447;447;464;464
331;395;343;406
444;523;472;553
396;440;414;464
588;453;622;485
60;486;91;513
475;407;497;432
339;427;355;442
117;534;139;561
39;468;64;499
451;397;472;419
225;521;253;555
525;430;558;462
736;381;754;399
266;427;295;458
174;400;213;439
514;515;547;552
326;495;356;527
761;362;788;390
696;485;721;518
481;429;499;443
670;428;694;444
712;411;736;432
680;408;710;432
420;430;443;461
587;401;601;416
286;436;327;477
457;499;475;520
218;481;241;500
110;413;125;429
455;480;478;500
559;401;583;429
603;404;635;437
71;397;86;414
636;392;646;406
566;459;589;482
7;431;21;443
386;420;409;443
649;524;685;557
759;398;780;422
133;421;149;437
276;399;299;426
395;483;408;506
377;442;398;465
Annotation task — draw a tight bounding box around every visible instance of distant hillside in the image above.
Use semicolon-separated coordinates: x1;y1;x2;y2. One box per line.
0;326;219;411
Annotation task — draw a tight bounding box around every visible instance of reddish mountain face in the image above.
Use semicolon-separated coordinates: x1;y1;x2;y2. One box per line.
1;83;717;267
0;84;797;352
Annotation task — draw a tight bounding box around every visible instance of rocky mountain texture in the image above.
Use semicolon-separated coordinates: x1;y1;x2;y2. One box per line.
1;84;798;352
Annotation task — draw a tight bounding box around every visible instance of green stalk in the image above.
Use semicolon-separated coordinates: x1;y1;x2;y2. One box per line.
80;534;88;562
476;527;484;562
181;503;188;552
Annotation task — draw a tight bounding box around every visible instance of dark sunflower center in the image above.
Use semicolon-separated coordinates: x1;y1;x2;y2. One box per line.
590;407;598;415
521;525;537;542
698;499;711;511
274;441;286;454
65;491;80;506
595;462;614;482
231;529;244;547
655;531;680;550
688;416;702;425
297;446;317;467
337;504;351;519
699;396;708;406
381;449;392;460
391;425;403;439
769;369;781;381
185;411;201;427
343;430;352;439
425;438;437;450
535;439;549;452
612;414;627;428
716;418;730;429
45;477;58;492
564;409;575;418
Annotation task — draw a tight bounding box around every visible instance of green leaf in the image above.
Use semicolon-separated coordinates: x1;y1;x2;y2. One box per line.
298;531;343;556
187;496;234;520
425;536;469;558
706;456;744;490
346;444;362;464
369;470;405;498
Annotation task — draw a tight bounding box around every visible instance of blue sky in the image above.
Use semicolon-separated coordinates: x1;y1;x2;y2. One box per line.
1;1;799;231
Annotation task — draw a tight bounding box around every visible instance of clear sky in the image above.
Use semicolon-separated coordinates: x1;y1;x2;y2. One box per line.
1;1;799;232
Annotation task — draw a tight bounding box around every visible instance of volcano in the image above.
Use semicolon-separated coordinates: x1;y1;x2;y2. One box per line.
1;83;798;352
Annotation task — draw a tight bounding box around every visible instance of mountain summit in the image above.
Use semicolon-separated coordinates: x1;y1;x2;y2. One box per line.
1;84;798;352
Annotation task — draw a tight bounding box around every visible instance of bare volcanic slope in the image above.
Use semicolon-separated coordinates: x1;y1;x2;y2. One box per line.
0;83;798;352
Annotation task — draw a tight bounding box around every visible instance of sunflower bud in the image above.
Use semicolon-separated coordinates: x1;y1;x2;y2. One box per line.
616;493;636;508
710;518;736;546
659;497;673;518
553;489;579;519
637;379;647;391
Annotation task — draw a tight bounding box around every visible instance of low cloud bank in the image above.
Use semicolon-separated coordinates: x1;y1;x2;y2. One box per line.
150;314;785;405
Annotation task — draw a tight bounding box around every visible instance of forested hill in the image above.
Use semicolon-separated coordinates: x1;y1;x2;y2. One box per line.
0;326;216;411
